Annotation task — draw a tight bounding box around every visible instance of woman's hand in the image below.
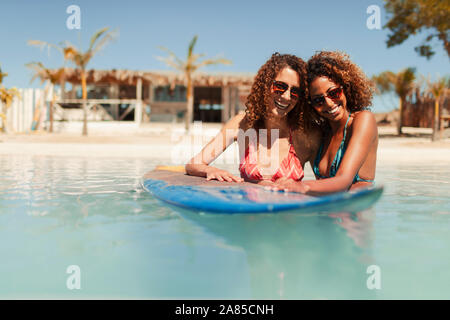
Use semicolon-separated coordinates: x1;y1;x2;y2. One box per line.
273;177;310;194
205;167;243;182
185;113;245;180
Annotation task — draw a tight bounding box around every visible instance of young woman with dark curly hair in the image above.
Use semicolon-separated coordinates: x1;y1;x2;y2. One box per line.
275;51;378;195
185;53;321;185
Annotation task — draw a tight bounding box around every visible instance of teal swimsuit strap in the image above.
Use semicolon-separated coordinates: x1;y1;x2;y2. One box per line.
329;115;351;177
313;113;374;183
314;114;351;179
355;175;374;183
313;142;326;179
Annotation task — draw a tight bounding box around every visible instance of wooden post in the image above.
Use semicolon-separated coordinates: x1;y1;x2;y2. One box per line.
111;84;119;120
432;99;439;141
135;77;142;125
49;83;54;133
231;87;237;118
398;97;403;135
81;69;88;136
148;83;154;122
186;76;193;131
222;86;230;123
60;78;65;100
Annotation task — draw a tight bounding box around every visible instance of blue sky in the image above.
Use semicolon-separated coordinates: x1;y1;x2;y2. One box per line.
0;0;448;112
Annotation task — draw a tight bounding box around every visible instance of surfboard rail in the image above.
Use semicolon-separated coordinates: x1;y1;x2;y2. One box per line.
142;169;384;214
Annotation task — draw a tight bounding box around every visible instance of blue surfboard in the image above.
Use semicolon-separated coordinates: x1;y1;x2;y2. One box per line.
142;169;383;214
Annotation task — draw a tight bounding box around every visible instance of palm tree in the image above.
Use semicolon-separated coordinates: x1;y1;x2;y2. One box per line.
427;77;449;141
0;67;7;84
26;62;65;132
0;66;20;133
29;27;117;135
372;68;416;135
157;35;232;131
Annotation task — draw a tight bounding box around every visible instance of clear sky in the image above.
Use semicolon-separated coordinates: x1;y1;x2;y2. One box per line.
0;0;448;112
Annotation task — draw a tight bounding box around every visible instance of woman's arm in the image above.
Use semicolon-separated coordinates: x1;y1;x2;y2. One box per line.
185;113;245;182
277;111;377;195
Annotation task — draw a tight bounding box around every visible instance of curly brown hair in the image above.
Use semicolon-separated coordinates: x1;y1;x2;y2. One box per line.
244;53;309;131
306;51;374;128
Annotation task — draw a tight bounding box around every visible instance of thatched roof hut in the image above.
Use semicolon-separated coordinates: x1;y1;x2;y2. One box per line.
47;68;255;124
52;68;255;88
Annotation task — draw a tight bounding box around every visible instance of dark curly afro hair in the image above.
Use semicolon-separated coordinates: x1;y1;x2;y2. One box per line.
305;51;375;128
244;53;309;131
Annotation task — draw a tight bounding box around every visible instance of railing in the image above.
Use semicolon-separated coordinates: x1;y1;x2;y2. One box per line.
56;98;143;124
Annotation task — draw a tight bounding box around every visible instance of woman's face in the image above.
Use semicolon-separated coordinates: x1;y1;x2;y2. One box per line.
309;76;347;122
267;67;300;119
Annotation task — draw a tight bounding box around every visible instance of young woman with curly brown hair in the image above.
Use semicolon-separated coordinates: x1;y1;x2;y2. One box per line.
185;53;321;185
275;51;378;194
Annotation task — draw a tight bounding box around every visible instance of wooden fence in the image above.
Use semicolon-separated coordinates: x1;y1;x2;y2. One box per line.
0;88;48;133
403;89;449;128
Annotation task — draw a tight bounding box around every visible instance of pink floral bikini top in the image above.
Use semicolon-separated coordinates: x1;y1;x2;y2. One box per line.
239;132;304;182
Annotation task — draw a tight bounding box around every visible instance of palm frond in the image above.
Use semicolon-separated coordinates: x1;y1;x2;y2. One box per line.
27;40;63;56
62;46;78;61
395;68;416;97
0;68;7;85
158;46;184;67
187;35;198;58
157;35;232;85
373;68;416;98
372;71;395;93
0;87;21;107
428;77;448;98
89;28;117;57
187;53;205;66
88;27;109;52
156;56;183;72
25;62;47;84
196;57;232;70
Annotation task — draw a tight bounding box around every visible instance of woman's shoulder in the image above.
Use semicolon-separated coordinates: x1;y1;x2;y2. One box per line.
223;112;247;130
352;109;376;123
350;109;378;139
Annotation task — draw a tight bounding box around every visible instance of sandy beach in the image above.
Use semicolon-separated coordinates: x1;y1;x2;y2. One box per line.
1;124;449;166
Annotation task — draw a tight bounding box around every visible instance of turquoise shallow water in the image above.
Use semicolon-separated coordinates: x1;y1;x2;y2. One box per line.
0;154;449;299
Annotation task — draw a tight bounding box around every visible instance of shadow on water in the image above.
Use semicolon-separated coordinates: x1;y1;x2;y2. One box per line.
170;204;378;299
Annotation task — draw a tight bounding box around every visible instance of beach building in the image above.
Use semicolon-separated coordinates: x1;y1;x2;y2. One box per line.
402;88;450;130
3;68;448;136
52;69;255;125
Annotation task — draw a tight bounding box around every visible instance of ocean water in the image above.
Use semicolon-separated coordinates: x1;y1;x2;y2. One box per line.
0;154;449;299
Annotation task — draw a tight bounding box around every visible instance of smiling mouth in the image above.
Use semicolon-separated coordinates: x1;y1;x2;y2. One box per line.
275;100;290;110
325;104;341;115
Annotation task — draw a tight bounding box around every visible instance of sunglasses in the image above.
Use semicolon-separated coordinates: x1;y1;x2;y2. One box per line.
310;87;343;106
272;81;301;99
